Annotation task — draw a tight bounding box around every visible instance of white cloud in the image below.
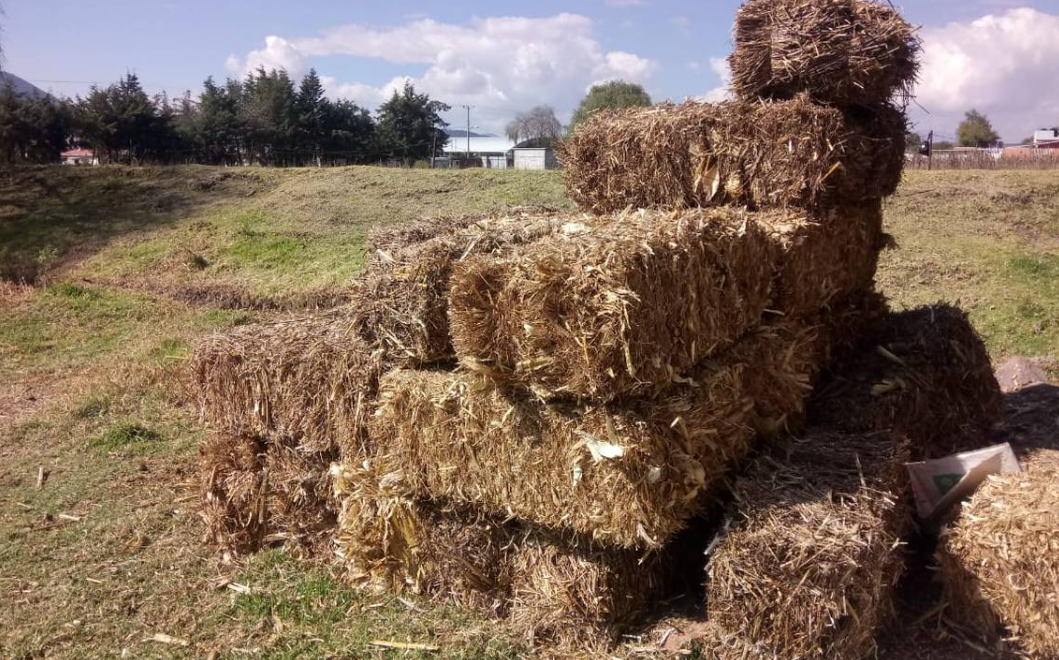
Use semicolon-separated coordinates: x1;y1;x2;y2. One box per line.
696;57;732;103
227;36;307;78
229;14;658;132
913;8;1059;141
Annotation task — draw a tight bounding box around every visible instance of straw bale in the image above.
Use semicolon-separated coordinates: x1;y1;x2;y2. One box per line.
560;95;904;215
331;465;675;648
509;531;671;650
807;304;1003;459
366;206;564;258
729;0;920;107
199;433;336;553
331;463;514;613
937;450;1059;657
190;313;385;456
763;200;884;318
706;430;911;660
449;208;775;400
370;321;826;549
349;212;566;365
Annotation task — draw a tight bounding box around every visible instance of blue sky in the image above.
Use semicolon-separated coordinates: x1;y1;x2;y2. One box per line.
5;0;1059;141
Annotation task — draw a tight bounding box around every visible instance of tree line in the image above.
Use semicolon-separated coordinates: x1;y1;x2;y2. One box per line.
0;69;450;166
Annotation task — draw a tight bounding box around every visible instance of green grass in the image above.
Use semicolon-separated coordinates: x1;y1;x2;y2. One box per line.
1;165;1057;659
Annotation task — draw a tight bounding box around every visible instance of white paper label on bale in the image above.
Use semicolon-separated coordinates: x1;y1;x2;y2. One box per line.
905;443;1021;519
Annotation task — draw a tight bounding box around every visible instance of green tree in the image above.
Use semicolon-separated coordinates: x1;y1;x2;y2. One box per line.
239;67;297;165
76;73;173;164
569;81;651;133
957;109;1000;148
905;131;923;152
295;69;328;165
0;83;70;164
375;82;449;163
323;99;375;164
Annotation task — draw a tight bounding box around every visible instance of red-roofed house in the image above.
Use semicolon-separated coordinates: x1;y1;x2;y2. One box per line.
61;149;98;166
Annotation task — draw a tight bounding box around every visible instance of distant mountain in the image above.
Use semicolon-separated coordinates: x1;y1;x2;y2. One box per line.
443;129;498;139
0;72;48;99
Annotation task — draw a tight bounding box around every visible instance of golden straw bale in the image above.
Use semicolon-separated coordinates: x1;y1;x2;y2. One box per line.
508;531;671;650
370;321;827;550
350;211;567;366
938;450;1059;658
807;304;1003;459
729;0;920;107
200;433;336;554
190;314;385;456
449;208;775;401
762;200;884;319
705;430;911;660
560;96;905;215
331;463;514;613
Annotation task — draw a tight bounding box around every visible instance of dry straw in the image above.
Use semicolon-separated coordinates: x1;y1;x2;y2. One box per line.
560;96;905;216
370;320;831;550
331;462;673;649
763;200;884;318
729;0;921;107
706;430;910;660
350;211;568;366
190;314;385;457
331;463;515;614
200;433;336;554
807;304;1003;459
450;207;775;401
938;450;1059;658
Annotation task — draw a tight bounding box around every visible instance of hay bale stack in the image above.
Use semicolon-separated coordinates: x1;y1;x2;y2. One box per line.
807;304;1003;459
190;314;384;457
369;320;830;549
200;433;336;553
729;0;920;107
449;208;775;400
706;430;911;660
350;212;566;366
937;450;1059;657
560;96;904;215
331;463;514;613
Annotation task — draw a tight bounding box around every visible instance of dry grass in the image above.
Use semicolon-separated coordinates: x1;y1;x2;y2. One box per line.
808;304;1003;459
729;0;920;106
938;450;1059;658
706;430;911;660
449;208;775;400
560;96;905;215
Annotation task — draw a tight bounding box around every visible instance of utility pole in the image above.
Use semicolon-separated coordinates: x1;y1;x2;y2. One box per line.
928;130;934;171
460;105;473;155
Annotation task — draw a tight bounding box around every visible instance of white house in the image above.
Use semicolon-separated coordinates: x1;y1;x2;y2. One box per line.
1033;129;1059;146
513;147;558;170
441;136;515;169
61;149;99;166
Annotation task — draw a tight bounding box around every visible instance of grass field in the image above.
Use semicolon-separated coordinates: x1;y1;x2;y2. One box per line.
1;165;1057;659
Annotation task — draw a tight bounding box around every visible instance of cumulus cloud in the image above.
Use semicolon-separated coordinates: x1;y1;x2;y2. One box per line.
913;8;1059;141
227;14;657;132
696;57;733;103
227;36;307;78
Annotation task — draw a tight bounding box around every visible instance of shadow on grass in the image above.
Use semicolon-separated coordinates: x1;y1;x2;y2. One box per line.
0;165;262;284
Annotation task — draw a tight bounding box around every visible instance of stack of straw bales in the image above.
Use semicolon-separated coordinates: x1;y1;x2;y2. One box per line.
937;450;1059;657
188;0;980;652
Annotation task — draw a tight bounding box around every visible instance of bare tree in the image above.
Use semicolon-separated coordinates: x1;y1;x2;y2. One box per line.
505;105;563;144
